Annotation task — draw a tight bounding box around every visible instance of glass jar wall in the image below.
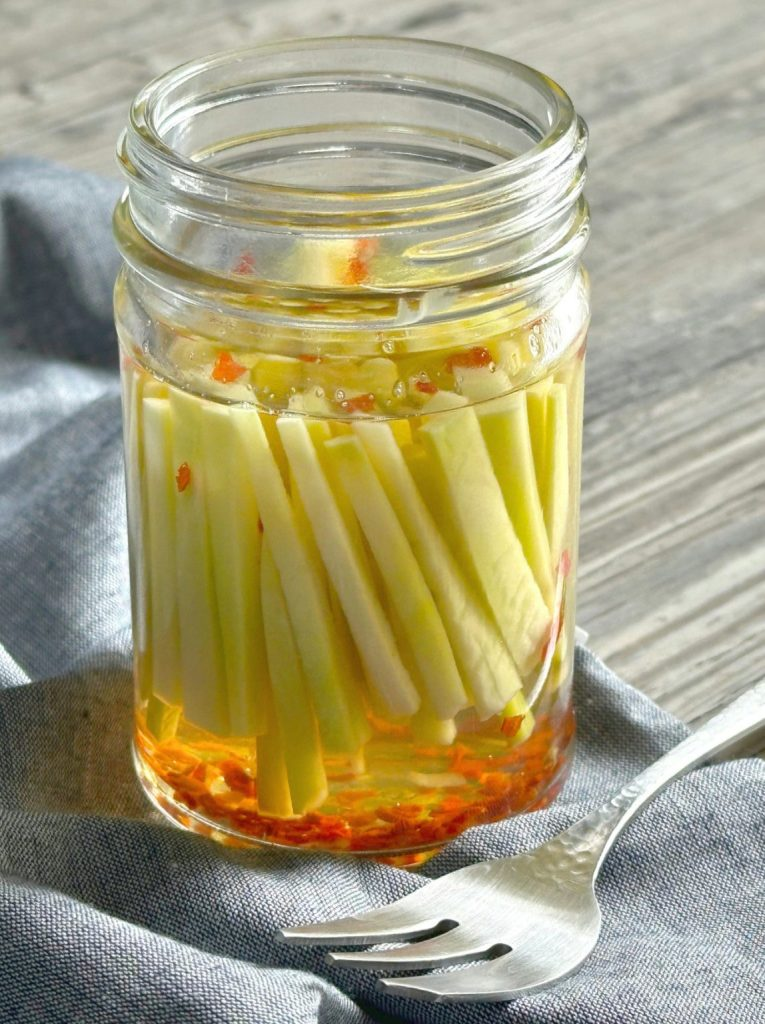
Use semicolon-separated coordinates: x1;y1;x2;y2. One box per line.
115;37;589;866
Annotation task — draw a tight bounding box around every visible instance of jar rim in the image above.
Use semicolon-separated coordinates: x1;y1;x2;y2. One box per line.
122;35;579;214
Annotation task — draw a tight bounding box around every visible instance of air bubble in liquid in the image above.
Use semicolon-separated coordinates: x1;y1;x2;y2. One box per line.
381;338;395;354
335;388;345;402
314;386;325;398
392;380;406;399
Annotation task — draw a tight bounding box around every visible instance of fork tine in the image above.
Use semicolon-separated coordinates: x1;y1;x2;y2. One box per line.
276;901;447;947
378;948;577;1003
327;927;505;971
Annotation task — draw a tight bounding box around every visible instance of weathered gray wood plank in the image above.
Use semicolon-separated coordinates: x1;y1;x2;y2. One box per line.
2;0;763;742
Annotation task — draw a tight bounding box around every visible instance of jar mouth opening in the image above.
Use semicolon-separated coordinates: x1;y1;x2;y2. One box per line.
123;35;578;213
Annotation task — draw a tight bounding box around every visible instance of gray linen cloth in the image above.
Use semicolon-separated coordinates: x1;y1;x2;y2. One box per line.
0;157;762;1024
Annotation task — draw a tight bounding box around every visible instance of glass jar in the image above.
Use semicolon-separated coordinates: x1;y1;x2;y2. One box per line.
114;37;589;867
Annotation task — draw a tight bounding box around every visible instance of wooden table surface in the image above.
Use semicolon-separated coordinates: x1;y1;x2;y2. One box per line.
2;0;764;740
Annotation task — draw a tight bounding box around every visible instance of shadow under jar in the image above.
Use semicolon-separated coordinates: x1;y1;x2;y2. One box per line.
114;37;590;868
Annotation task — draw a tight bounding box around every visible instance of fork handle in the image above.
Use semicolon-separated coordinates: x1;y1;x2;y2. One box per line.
562;678;765;874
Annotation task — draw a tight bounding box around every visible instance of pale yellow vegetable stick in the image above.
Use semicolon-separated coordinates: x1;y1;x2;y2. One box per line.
140;390;181;706
477;392;555;608
411;709;457;746
402;443;462;559
526;378;552;488
169;387;229;735
260;540;328;814
290;461;370;747
540;383;570;570
231;408;365;753
200;401;266;736
144;692;182;743
256;697;294;819
276;416;419;719
260;410;290;485
419;406;550;675
325;434;468;720
355;421;522;718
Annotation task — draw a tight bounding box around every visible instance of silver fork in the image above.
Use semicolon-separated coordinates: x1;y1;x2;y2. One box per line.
278;679;765;1003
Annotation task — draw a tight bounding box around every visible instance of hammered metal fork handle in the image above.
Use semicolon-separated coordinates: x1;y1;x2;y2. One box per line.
555;678;765;875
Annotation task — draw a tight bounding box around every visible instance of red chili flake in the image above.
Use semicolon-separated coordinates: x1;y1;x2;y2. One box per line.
257;518;264;534
297;353;322;363
175;462;191;492
211;350;247;383
341;392;376;413
500;714;524;738
178;791;199;810
233;251;256;275
343;237;379;285
445;346;493;373
415;380;438;395
559;549;571;578
220;760;256;798
577;340;587;361
449;742;471;773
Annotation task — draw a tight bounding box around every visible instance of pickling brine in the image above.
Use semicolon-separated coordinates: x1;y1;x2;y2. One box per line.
115;38;590;865
121;307;584;864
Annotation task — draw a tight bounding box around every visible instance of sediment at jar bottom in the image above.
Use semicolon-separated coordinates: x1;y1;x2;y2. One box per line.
135;696;575;861
121;338;584;855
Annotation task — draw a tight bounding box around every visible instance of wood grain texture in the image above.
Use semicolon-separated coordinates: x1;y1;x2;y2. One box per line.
2;0;764;741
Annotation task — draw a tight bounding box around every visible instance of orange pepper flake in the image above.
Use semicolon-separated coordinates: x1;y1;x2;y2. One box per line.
175;462;191;492
297;353;322;363
500;714;524;738
559;549;571;578
211;350;247;383
257;518;264;534
445;346;493;373
233;251;256;275
341;392;376;414
343;237;379;285
577;340;587;361
415;380;439;395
